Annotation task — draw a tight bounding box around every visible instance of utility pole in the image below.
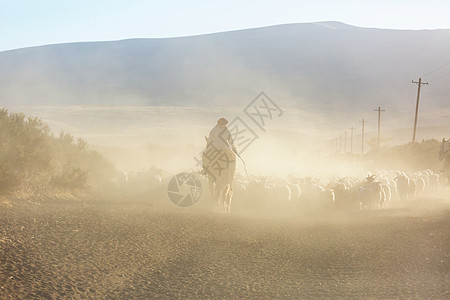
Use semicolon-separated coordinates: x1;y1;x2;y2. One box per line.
339;135;342;153
335;137;338;153
349;126;355;154
344;131;347;154
412;77;429;143
373;106;385;150
361;118;368;158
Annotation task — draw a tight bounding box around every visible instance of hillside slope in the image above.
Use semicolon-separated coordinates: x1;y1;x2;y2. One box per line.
1;22;449;120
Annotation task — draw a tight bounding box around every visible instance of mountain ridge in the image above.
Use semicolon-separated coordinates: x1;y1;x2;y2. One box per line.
2;21;448;53
1;22;449;122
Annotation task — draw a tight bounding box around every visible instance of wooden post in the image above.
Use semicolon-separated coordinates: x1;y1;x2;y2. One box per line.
361;118;367;158
349;126;354;154
373;106;385;149
412;77;429;143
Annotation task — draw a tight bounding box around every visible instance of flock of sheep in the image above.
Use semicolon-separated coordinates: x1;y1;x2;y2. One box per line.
226;169;443;214
110;168;444;214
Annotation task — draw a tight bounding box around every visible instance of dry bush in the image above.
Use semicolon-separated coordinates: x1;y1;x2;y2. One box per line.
0;108;114;197
365;139;441;172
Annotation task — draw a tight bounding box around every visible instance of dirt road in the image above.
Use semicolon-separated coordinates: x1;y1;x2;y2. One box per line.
1;197;449;299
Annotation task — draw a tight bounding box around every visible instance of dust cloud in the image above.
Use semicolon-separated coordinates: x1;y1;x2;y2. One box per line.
6;103;449;218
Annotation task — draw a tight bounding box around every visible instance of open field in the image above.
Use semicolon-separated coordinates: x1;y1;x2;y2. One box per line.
1;196;449;299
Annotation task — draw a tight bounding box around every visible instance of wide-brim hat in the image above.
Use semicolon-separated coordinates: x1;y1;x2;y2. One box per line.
217;118;228;125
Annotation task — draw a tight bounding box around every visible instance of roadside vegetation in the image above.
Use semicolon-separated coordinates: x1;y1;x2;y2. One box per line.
0;108;114;198
365;139;442;172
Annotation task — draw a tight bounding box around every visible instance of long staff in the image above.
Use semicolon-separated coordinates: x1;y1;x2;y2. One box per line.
233;149;249;181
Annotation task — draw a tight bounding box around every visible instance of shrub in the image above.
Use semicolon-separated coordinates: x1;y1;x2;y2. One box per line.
0;108;114;196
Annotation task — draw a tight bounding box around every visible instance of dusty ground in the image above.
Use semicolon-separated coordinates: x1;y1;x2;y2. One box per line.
1;196;449;299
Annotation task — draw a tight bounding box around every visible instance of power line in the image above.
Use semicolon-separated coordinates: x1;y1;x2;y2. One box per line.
421;58;450;78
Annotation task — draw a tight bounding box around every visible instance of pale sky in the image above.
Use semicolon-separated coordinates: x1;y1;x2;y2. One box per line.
1;0;450;52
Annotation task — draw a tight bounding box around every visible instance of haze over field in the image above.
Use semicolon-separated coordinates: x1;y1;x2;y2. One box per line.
1;22;449;173
2;22;450;113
